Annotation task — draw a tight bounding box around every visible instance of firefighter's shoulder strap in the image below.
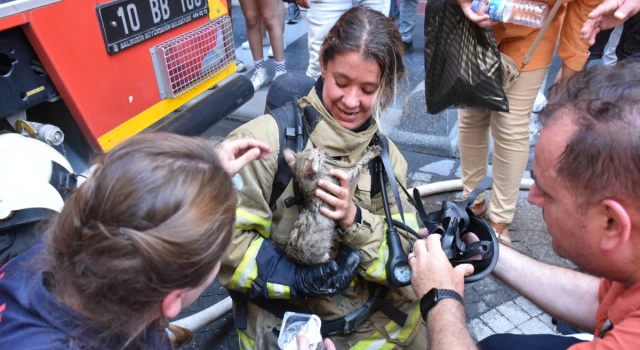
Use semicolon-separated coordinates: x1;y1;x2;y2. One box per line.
268;97;308;212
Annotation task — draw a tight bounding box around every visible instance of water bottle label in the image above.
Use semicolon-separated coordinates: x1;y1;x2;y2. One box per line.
471;0;481;12
487;0;507;21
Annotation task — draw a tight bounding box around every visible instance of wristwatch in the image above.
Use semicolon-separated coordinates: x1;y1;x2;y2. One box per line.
420;288;464;321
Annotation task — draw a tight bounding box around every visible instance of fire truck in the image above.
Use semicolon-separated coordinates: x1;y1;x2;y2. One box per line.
0;0;252;173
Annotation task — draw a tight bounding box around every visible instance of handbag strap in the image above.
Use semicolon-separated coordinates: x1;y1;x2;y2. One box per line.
520;0;564;71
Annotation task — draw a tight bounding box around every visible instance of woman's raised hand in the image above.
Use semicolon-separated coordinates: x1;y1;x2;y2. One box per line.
316;169;358;230
216;139;271;177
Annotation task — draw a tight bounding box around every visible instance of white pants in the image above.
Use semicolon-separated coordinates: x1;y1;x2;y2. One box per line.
306;0;390;79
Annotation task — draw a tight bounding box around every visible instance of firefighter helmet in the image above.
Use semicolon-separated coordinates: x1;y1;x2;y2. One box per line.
0;133;74;229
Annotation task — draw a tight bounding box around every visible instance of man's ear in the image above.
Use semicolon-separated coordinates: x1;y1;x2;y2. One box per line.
162;290;185;319
599;199;632;251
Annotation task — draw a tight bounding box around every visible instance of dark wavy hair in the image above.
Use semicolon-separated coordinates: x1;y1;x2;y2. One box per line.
539;60;640;207
45;133;236;348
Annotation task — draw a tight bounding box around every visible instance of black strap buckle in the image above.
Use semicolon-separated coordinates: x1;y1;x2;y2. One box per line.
342;297;376;334
62;173;78;191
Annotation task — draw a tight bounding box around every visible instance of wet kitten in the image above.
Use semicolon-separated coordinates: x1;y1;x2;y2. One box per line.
283;146;381;265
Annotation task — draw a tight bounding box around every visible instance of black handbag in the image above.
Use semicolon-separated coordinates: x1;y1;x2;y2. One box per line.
423;0;564;115
424;1;508;114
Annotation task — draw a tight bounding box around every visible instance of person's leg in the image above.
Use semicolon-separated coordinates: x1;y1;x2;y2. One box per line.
399;0;419;47
488;66;549;238
588;28;614;61
239;0;265;62
240;0;271;89
305;0;350;79
528;73;549;146
390;0;399;19
479;333;586;350
603;25;623;65
616;13;640;62
258;0;285;62
227;0;247;72
285;0;301;24
259;0;287;79
267;0;287;58
359;0;391;16
458;108;492;212
242;22;269;49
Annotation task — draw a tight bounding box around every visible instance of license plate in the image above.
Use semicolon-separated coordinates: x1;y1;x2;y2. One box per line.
96;0;209;54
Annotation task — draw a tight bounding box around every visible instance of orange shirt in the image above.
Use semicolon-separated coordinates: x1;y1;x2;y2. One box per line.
570;279;640;350
492;0;602;72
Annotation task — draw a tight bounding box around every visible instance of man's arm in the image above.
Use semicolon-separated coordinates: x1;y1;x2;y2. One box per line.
427;300;477;350
410;234;476;350
493;244;601;332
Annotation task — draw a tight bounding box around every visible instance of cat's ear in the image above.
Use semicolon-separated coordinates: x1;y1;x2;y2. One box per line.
284;148;297;169
311;156;322;174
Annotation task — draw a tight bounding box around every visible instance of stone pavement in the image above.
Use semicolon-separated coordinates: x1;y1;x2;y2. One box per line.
174;4;578;349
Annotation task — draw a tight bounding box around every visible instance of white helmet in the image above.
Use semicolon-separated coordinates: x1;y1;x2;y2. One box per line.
0;133;74;229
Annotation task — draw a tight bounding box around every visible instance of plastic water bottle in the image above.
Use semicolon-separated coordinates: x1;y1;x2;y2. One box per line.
471;0;549;28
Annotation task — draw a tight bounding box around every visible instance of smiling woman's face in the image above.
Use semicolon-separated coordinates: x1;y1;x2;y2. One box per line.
321;51;381;130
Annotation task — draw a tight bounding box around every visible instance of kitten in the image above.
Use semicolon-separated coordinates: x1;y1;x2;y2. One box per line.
282;146;381;265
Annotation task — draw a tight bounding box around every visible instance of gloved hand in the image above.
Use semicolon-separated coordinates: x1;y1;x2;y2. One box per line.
294;244;361;298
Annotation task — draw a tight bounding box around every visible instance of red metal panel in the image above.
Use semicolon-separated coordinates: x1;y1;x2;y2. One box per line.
22;0;210;150
0;12;31;32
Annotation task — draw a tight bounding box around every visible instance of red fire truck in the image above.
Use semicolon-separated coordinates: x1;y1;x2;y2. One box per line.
0;0;252;171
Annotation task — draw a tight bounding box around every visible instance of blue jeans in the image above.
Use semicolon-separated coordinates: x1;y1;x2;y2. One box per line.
399;0;418;43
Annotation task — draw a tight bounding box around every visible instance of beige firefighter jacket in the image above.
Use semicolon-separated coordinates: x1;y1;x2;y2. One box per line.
218;88;426;349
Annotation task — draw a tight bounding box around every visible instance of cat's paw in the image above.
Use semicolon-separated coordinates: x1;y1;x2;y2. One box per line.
368;145;382;156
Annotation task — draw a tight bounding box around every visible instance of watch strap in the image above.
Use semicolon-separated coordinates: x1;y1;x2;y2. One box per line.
420;288;464;321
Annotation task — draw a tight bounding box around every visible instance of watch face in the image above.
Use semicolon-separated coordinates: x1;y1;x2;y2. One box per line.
393;264;412;283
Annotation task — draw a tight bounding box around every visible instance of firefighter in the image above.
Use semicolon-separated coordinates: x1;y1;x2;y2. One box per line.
218;7;427;349
0;133;74;265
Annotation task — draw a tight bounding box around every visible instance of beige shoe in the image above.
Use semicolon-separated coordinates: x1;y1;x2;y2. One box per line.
490;221;511;246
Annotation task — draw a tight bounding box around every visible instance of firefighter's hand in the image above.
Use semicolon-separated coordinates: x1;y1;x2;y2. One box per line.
409;234;474;298
457;0;499;28
294;245;361;298
582;0;640;44
316;169;357;230
296;0;310;9
297;336;336;350
216;139;271;177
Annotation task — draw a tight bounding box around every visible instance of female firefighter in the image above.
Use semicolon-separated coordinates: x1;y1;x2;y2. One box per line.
219;6;428;349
